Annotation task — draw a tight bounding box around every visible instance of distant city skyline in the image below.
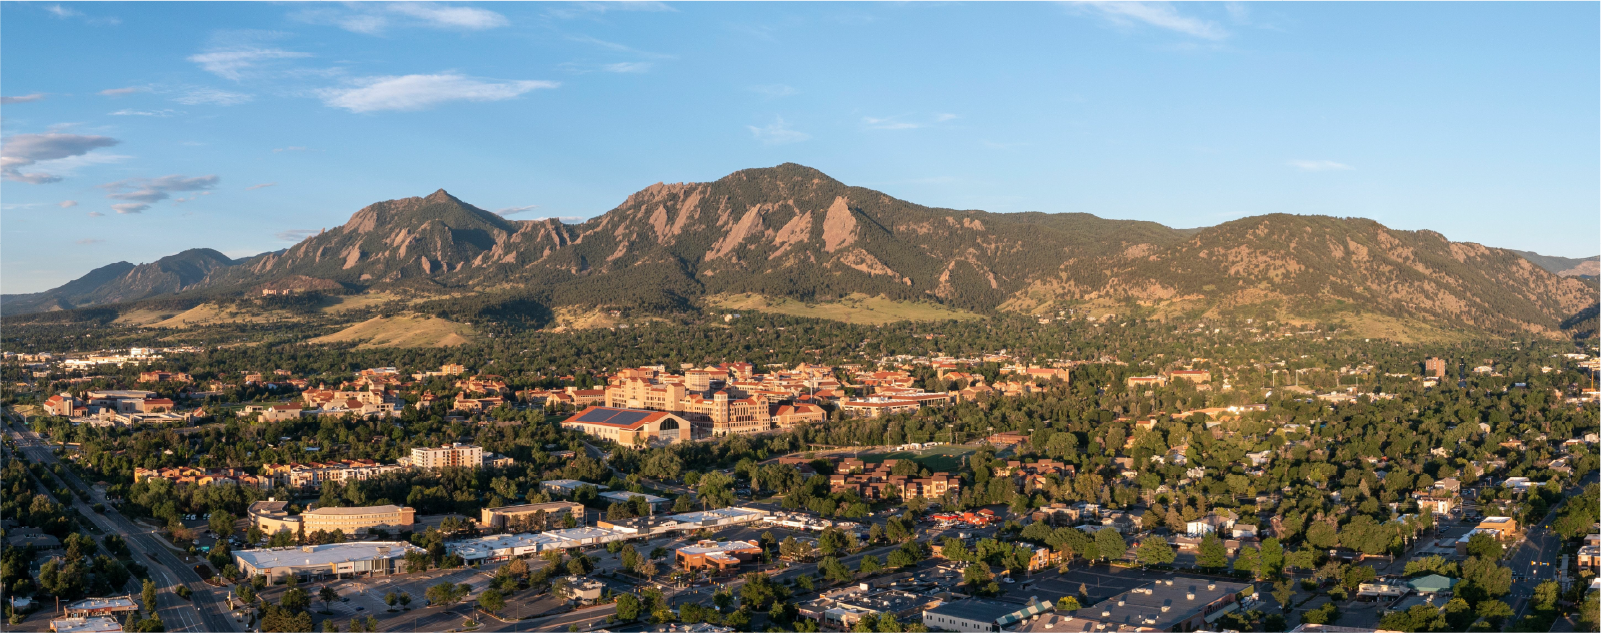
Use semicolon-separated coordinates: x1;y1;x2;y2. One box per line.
2;1;1596;293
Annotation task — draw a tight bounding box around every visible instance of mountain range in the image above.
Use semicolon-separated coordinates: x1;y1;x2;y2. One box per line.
4;163;1595;338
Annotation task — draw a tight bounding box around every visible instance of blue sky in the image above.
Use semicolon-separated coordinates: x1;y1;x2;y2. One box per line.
3;1;1597;293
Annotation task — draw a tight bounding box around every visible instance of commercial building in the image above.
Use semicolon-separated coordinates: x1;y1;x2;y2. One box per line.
541;479;609;496
248;501;416;535
479;501;586;531
409;443;484;469
63;597;138;618
49;617;123;633
599;490;671;513
921;597;1054;632
798;585;931;631
561;406;698;446
1010;613;1125;632
234;542;422;582
1425;357;1447;378
674;540;763;573
447;533;578;562
1069;578;1251;631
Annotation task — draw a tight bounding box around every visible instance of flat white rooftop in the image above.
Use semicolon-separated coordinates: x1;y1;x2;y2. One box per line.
234;541;419;569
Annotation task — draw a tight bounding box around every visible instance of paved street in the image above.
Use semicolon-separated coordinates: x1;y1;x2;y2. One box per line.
4;410;238;632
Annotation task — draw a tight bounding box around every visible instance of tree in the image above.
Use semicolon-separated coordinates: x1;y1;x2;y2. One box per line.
281;588;310;613
858;555;882;575
887;549;916;569
1094;528;1126;562
1056;596;1080;611
739;572;783;610
478;588;504;614
142;579;158;612
1302;603;1338;625
615;594;642;621
1305;521;1337;549
1270;580;1294;613
1234;546;1261;578
319;586;338;611
1195;533;1228;570
425;582;469;610
209;510;237;538
1465;532;1503;560
1530;583;1556;612
567;555;593;576
820;556;854;583
1579;591;1599;631
1135;537;1175;567
1475;599;1514;628
1260;537;1284;578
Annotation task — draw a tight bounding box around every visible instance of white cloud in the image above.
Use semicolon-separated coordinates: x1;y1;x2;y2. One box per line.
388;3;508;29
273;146;312;153
59;200;78;208
560;0;672;14
45;4;81;18
276;229;319;241
111;203;148;214
1078;2;1228;41
188;48;312;81
294;3;509;35
1;94;46;104
750;84;797;99
100;86;150;96
494;205;540;217
1289;160;1353;172
603;62;654;73
99;174;220;204
1;133;121;183
87;211;105;217
247;182;277;190
319;74;557;113
111;108;182;117
173;87;253;106
748;117;810;145
863;113;959;130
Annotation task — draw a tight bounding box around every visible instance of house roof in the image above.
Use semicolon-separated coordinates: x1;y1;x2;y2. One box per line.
1408;574;1457;593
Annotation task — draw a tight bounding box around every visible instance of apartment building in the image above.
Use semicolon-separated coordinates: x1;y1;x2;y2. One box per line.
409;443;484;469
249;500;416;535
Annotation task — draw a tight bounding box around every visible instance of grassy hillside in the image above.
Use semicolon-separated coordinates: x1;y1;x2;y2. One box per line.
709;293;982;325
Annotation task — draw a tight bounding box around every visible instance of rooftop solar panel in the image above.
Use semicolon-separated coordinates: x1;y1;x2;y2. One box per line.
609;410;651;426
577;409;619;423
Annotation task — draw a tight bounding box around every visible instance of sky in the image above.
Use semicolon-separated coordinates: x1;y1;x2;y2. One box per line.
3;1;1597;294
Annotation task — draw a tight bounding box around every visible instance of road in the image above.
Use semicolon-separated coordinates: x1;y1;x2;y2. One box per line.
4;410;240;632
1504;469;1600;622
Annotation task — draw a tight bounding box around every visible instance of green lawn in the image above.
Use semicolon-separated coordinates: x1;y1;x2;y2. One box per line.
857;445;975;473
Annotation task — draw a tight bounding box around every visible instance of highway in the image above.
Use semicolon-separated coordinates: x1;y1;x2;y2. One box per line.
4;409;241;632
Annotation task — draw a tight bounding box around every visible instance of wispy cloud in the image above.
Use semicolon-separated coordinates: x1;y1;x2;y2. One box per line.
59;200;78;208
75;238;104;245
1289;160;1353;172
173;87;253;106
293;3;509;35
546;2;675;19
111;108;182;117
318;74;557;113
276;229;319;241
750;84;797;99
247;182;277;190
1076;2;1228;41
494;205;540;217
602;62;653;73
1;94;46;105
87;211;105;217
99;175;220;210
273;146;312;153
748;116;809;145
1;133;121;184
44;4;80;18
100;86;150;97
863;113;959;130
189;48;312;81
